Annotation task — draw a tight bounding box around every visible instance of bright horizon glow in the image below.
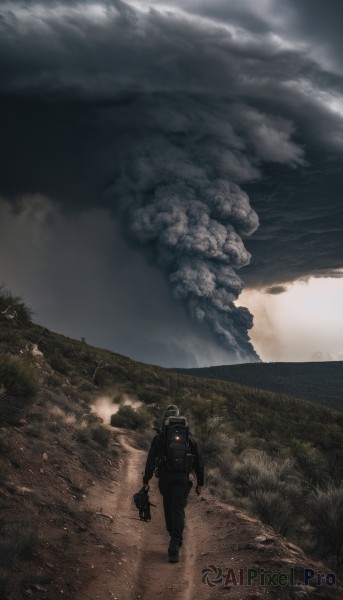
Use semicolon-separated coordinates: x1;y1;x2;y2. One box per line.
237;277;343;362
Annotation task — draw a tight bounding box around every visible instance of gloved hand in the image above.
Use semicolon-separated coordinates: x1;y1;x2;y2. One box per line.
196;485;203;496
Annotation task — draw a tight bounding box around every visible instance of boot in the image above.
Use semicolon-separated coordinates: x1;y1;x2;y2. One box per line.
168;539;180;563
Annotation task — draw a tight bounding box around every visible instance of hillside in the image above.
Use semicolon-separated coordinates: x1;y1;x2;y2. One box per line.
2;315;343;455
1;288;343;598
173;362;343;412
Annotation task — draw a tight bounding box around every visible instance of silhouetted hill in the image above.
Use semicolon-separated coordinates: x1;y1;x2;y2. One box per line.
172;361;343;412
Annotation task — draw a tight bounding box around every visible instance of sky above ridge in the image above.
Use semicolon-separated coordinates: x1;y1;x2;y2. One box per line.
0;0;342;366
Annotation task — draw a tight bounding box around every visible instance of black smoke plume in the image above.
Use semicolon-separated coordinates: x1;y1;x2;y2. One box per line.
0;1;316;363
111;95;261;362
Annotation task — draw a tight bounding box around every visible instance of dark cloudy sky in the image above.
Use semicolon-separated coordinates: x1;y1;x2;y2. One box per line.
1;0;342;366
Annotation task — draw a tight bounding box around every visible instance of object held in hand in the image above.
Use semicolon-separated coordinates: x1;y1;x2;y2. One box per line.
133;486;155;521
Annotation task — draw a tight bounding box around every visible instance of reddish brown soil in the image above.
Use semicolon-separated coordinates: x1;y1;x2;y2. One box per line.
78;428;343;600
2;418;341;600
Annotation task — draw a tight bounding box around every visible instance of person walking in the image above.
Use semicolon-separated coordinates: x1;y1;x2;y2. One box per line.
142;404;204;563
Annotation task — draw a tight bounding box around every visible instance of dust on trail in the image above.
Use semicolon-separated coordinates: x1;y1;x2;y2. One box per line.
79;427;341;600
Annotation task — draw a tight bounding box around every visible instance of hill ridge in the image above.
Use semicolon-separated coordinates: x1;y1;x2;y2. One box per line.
172;361;343;412
1;290;343;597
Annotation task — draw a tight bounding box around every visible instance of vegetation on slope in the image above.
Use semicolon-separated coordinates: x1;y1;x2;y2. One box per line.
1;285;343;587
173;362;343;412
0;289;120;599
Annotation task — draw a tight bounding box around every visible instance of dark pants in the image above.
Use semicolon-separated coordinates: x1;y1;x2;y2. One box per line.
158;472;192;545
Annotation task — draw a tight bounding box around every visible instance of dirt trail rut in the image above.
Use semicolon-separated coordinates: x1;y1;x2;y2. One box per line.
79;428;339;600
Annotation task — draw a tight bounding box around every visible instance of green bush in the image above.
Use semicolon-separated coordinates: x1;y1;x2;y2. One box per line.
0;354;40;400
110;405;151;431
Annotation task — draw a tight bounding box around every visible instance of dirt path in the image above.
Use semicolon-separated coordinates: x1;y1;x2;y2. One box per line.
78;428;342;600
80;427;198;600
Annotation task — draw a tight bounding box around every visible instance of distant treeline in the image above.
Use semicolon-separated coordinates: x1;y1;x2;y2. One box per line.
172;362;343;413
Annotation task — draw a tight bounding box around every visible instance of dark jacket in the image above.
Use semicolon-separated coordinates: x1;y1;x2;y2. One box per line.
143;431;204;486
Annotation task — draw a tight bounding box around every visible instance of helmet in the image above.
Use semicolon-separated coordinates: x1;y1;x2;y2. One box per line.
164;404;179;418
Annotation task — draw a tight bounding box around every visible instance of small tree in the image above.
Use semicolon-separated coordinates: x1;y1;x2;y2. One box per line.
0;285;33;326
92;355;110;383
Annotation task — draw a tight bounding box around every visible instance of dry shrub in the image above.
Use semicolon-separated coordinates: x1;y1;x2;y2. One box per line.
49;391;87;421
26;425;42;438
75;427;92;444
49;406;79;430
0;431;14;454
307;485;343;569
0;354;39;400
0;393;22;424
253;490;296;535
0;568;10;600
206;467;234;503
131;428;155;451
0;462;10;486
231;453;295;495
0;523;38;568
91;425;111;449
231;453;302;534
49;401;90;434
198;432;232;465
196;416;234;467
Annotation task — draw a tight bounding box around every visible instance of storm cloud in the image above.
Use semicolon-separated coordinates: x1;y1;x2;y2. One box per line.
0;0;342;364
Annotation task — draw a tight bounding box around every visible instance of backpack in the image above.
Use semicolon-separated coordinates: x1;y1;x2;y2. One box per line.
158;416;194;474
